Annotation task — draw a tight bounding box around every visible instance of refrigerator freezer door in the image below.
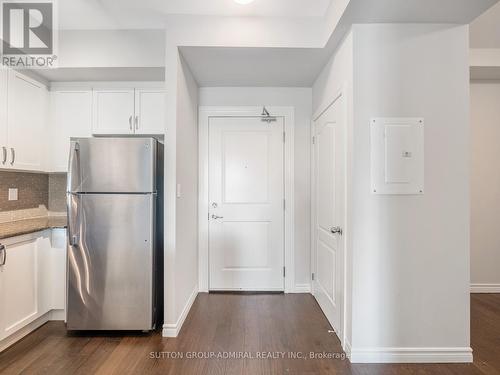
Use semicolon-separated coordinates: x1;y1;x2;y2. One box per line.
68;137;157;193
67;193;155;330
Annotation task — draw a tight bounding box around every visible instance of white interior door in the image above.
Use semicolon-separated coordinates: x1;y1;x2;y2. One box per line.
209;117;284;291
313;96;345;335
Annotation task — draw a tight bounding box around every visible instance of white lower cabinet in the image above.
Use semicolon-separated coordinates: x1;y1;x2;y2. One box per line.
0;230;66;350
0;236;38;341
50;229;67;311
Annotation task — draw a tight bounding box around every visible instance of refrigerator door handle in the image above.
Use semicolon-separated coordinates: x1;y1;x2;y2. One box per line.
67;193;80;247
67;141;80;193
67;141;81;248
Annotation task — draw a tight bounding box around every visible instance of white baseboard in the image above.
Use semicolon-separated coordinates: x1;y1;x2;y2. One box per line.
162;287;198;338
0;309;68;352
343;339;352;358
49;309;66;321
471;283;500;293
293;283;311;293
349;347;473;364
0;312;50;352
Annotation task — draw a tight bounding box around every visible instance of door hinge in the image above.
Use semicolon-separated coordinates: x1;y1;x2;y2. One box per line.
312;272;315;281
283;267;286;278
283;199;286;210
283;132;286;143
312;136;316;145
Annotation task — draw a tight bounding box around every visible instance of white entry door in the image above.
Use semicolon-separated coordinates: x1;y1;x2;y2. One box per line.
208;117;285;291
312;95;345;335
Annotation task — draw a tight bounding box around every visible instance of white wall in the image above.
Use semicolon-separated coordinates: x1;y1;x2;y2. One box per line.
175;54;199;321
350;24;471;361
58;29;165;68
199;87;312;288
163;47;199;336
470;82;500;291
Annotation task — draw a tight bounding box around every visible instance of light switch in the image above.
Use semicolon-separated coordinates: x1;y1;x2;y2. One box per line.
8;188;18;201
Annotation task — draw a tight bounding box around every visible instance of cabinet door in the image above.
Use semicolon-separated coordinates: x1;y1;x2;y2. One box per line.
37;233;53;317
7;71;47;171
0;239;38;340
134;89;166;135
92;89;135;135
50;91;92;172
50;229;67;311
0;67;8;168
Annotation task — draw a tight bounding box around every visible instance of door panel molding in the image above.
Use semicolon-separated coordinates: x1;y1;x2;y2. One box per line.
198;106;295;293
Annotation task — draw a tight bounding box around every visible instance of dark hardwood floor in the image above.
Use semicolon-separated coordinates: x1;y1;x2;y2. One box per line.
0;293;499;375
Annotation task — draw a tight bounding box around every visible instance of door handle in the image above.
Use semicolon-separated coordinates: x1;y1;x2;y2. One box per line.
67;141;80;192
135;115;139;130
67;193;80;248
1;146;6;164
10;147;15;165
330;226;343;235
212;215;224;220
0;244;6;266
129;115;133;130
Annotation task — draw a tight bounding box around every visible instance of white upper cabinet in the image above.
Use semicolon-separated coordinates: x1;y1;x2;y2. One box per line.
92;88;165;135
0;68;8;168
6;70;48;171
92;89;135;134
49;91;92;172
134;89;166;135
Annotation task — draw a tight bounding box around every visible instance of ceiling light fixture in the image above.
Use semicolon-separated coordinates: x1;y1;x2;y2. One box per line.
234;0;255;4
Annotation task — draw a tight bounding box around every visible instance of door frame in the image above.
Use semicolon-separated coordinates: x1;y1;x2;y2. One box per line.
310;85;350;348
198;106;295;293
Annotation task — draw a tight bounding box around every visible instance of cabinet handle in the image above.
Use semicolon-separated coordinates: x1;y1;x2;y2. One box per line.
0;244;6;266
10;147;15;165
129;115;133;130
135;115;139;130
1;146;6;165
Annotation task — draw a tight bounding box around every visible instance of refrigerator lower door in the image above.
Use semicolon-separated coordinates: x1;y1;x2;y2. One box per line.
67;193;155;330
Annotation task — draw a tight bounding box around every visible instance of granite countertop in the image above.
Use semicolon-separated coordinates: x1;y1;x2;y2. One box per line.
0;216;67;240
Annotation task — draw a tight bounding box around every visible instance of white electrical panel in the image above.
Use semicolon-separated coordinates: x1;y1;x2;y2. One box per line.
370;118;424;195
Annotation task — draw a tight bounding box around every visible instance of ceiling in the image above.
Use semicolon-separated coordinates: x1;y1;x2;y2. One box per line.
28;0;500;84
58;0;332;29
470;1;500;48
180;46;329;87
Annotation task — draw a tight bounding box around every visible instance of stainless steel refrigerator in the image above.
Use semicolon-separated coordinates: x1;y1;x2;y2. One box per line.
66;137;163;331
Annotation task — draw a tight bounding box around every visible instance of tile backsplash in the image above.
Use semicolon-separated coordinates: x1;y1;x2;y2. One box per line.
0;170;67;220
0;171;48;211
49;174;67;213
